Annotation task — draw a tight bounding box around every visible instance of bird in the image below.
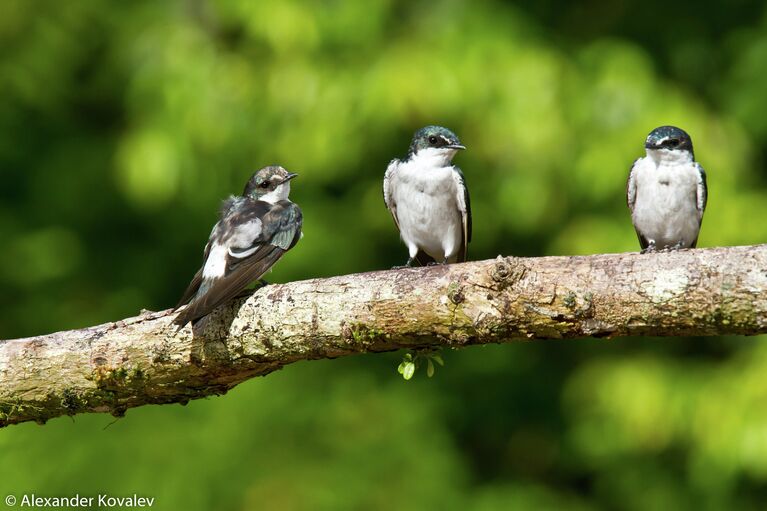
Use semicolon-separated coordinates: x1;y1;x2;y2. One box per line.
383;125;471;266
627;125;707;253
173;165;303;327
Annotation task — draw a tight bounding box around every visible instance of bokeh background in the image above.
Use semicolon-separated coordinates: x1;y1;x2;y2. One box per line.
2;0;767;509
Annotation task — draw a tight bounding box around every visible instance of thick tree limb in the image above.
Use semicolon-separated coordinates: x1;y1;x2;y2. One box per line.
1;245;766;427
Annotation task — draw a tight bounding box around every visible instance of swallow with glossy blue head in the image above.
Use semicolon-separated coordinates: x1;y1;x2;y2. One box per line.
627;125;707;253
383;125;472;266
174;165;302;327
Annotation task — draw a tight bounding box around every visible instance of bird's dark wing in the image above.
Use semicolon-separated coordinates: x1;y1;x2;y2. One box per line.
695;162;707;217
173;200;302;327
452;166;472;263
173;247;284;327
690;162;708;249
383;159;402;232
267;201;303;251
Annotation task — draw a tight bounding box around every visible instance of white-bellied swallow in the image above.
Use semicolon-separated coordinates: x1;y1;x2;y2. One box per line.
627;125;707;252
383;125;472;266
174;165;302;327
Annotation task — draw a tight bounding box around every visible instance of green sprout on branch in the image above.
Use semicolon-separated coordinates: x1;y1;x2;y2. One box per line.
397;350;445;381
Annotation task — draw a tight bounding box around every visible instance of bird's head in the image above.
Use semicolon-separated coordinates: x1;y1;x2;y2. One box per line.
408;125;465;165
644;125;694;162
244;166;298;203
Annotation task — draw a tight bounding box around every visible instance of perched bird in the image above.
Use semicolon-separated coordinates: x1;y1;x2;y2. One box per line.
627;126;707;253
174;165;302;327
383;125;471;266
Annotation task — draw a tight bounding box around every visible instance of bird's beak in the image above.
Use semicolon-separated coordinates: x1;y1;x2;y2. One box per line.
447;144;466;150
282;173;299;183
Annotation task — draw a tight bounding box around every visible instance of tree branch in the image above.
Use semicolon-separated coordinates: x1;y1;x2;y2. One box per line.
2;245;766;427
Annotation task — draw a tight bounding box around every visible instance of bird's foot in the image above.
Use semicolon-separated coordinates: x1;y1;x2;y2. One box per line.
659;243;684;253
640;242;657;254
671;241;686;251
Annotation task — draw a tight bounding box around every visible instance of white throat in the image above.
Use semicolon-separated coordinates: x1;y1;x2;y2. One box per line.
259;181;291;204
410;147;458;168
646;148;693;165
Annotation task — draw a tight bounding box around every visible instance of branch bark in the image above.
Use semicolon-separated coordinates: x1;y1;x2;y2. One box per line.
2;245;766;427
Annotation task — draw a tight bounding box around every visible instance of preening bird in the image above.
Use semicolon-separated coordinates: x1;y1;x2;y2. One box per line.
383;125;472;266
627;125;707;252
174;165;302;327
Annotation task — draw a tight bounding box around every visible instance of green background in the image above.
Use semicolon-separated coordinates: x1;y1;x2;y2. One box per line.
2;0;767;509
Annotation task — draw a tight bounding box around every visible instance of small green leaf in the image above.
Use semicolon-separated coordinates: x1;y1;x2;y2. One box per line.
397;362;405;374
426;359;435;377
403;362;415;380
432;354;444;366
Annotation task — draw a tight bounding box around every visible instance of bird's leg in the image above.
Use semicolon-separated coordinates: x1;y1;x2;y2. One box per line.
256;278;269;287
392;257;416;270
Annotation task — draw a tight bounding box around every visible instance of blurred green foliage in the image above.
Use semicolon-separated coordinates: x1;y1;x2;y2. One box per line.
2;0;767;509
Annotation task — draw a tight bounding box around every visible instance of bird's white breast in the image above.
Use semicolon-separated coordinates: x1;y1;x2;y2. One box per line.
391;156;462;259
632;155;701;247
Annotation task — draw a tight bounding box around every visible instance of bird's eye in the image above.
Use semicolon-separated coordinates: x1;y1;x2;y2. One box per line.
260;182;270;189
428;135;438;144
668;139;679;147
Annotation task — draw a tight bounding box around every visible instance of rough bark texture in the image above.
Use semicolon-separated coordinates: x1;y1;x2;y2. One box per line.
1;245;766;427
